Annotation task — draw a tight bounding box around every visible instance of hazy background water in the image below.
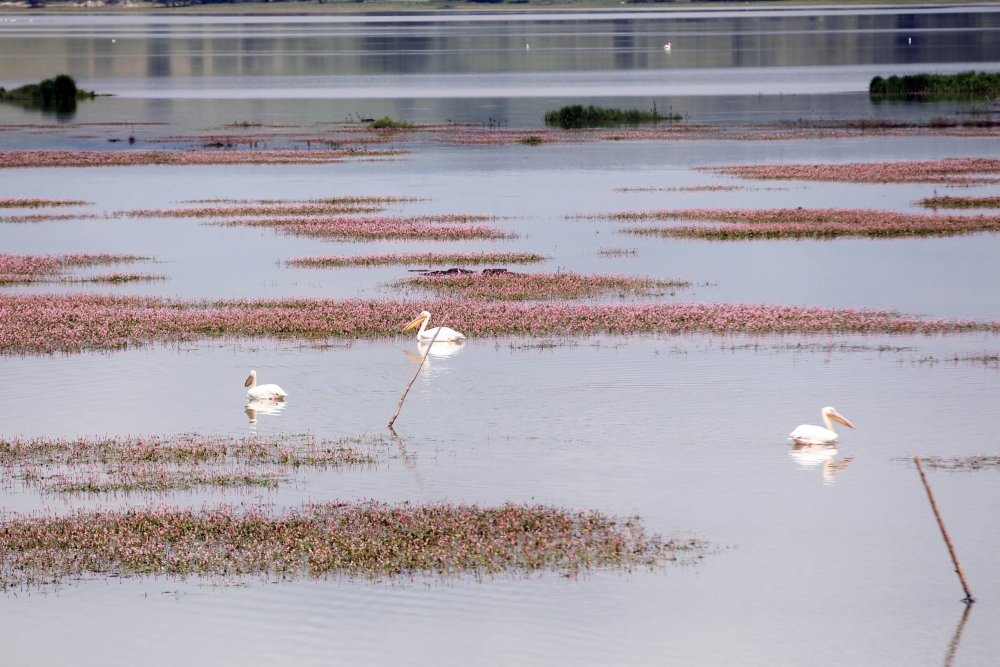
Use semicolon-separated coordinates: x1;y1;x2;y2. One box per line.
1;6;1000;666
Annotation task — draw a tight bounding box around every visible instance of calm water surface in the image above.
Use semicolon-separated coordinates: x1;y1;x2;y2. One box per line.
1;6;999;666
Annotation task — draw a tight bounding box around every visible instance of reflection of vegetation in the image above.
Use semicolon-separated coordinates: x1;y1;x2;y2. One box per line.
0;75;98;114
869;71;1000;100
544;104;680;129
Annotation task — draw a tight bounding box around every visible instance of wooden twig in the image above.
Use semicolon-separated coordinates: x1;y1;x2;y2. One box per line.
388;318;445;428
914;455;975;603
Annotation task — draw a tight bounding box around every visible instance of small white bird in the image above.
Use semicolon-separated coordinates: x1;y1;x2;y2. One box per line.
789;407;856;445
664;43;672;51
244;370;287;402
402;310;466;342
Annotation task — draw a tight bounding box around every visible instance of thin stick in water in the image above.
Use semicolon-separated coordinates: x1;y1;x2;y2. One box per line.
914;455;975;603
388;317;446;428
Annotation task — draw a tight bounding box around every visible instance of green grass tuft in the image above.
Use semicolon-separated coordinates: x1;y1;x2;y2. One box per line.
544;104;680;129
370;116;414;130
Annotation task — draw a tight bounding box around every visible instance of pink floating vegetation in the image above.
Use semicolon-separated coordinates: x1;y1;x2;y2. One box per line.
0;149;402;169
180;196;417;205
223;215;513;241
0;198;90;208
435;125;713;146
122;202;389;219
287;251;548;268
0;253;152;285
394;272;691;300
706;158;1000;185
590;208;1000;239
0;500;690;588
1;294;996;355
614;185;743;193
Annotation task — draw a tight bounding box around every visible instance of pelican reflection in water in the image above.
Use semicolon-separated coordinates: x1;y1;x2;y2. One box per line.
245;399;287;425
403;338;466;372
789;443;854;484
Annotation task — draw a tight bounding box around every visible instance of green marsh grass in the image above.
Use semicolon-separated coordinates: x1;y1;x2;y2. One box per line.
870;71;1000;99
544;104;681;129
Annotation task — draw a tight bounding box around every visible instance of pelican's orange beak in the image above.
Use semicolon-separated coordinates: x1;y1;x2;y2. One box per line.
830;411;856;429
402;315;426;332
244;375;254;387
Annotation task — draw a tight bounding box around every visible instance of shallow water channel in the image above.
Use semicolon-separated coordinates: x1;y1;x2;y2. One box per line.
1;6;1000;666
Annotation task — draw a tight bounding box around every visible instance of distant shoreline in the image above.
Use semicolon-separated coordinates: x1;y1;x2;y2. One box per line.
0;1;997;15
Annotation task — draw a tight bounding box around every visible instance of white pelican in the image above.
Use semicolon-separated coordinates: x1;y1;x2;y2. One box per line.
789;407;855;445
664;43;671;51
244;370;287;402
402;311;466;342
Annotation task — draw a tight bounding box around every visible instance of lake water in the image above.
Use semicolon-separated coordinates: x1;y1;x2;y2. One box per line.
1;6;999;666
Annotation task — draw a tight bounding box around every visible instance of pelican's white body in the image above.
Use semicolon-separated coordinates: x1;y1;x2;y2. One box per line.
245;370;287;402
789;424;839;445
790;407;855;445
403;310;466;342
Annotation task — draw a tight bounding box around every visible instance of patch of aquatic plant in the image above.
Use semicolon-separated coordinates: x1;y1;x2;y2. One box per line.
0;500;697;590
544;104;680;129
0;213;95;224
917;196;1000;209
438;129;568;146
911;350;1000;368
595;208;1000;239
370;116;414;130
0;253;152;285
393;272;689;300
0;433;385;469
179;196;416;206
121;202;388;219
0;149;402;169
901;455;1000;471
597;247;638;256
870;71;1000;99
614;186;742;193
2;294;997;355
706;158;1000;185
0;198;90;209
287;251;548;268
436;125;709;146
62;272;167;284
0;433;390;496
30;469;289;495
221;215;513;242
0;74;98;111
